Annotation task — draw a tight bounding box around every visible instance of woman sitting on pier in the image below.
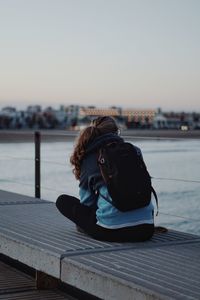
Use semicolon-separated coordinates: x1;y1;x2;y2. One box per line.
56;116;154;242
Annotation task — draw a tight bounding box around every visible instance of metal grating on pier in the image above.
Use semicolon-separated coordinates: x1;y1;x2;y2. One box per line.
1;190;200;299
0;199;199;257
0;190;51;205
0;261;75;300
0;261;34;294
62;242;200;300
0;291;75;300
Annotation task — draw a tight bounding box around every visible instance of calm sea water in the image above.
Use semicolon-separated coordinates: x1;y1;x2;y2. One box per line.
0;139;200;235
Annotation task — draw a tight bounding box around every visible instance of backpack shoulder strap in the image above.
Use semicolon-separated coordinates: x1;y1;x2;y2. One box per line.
151;186;159;216
95;189;113;205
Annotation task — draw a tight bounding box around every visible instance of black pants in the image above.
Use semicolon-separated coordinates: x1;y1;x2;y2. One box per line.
56;194;154;242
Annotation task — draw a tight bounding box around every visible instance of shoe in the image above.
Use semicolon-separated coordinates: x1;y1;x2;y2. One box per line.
76;225;86;234
154;226;168;233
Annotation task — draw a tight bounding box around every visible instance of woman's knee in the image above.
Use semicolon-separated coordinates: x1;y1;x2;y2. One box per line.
56;194;81;215
56;194;66;211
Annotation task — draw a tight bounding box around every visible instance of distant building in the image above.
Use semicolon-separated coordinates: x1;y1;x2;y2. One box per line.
27;105;41;113
79;107;120;117
121;109;156;129
65;105;80;117
153;111;168;129
0;106;16;116
121;109;155;121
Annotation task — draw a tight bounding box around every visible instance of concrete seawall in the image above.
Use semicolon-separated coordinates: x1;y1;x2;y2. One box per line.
0;129;200;143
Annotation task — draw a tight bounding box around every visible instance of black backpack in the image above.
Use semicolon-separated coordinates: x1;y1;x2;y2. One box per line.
97;141;158;212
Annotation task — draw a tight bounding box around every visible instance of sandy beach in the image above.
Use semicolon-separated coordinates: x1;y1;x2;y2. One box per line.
0;129;200;143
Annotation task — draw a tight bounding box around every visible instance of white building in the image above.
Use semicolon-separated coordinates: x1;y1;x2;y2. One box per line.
153;112;168;129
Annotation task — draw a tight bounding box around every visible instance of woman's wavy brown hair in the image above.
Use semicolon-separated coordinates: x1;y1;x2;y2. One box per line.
70;116;119;180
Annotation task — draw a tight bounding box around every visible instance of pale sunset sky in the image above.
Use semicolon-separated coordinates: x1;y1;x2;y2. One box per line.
0;0;200;111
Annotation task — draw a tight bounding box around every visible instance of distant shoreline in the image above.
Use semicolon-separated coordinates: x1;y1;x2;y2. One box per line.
1;129;200;143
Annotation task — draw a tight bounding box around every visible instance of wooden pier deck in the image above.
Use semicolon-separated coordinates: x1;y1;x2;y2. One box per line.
0;189;200;300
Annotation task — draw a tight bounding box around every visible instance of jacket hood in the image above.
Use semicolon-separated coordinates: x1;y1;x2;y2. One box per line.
86;133;124;154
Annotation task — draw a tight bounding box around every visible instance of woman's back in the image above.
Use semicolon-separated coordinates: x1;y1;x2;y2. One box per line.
56;116;155;242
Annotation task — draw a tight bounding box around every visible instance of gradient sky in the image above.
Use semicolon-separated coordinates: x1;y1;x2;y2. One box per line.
0;0;200;111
